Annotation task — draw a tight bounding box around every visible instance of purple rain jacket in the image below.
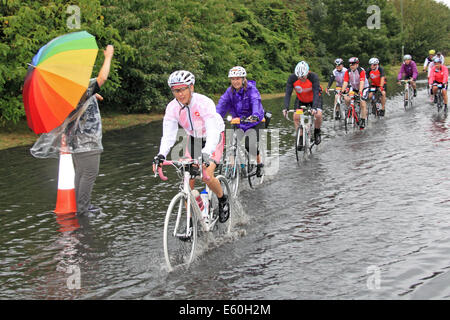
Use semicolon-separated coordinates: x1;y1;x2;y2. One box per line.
397;61;418;80
216;80;265;131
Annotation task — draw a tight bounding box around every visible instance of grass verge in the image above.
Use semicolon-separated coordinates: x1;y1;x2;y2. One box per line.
0;112;164;151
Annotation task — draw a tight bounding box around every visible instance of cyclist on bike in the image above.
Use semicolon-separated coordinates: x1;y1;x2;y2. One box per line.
283;61;323;148
423;49;435;74
397;54;418;97
341;57;369;129
326;58;347;119
152;70;230;223
436;52;445;64
429;57;448;110
216;66;265;177
366;57;387;116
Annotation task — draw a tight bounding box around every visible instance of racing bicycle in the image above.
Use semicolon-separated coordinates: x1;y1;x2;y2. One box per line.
432;83;447;113
368;86;382;118
220;116;265;197
328;87;344;123
400;79;414;110
155;158;232;271
343;91;361;132
285;107;316;162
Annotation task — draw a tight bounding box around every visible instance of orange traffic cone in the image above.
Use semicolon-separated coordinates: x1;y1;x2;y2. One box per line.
54;134;77;214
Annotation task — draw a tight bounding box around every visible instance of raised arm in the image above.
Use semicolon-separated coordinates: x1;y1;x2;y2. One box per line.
97;45;114;88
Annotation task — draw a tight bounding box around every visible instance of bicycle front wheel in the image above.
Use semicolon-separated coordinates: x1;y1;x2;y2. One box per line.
333;103;342;123
222;155;240;198
344;108;350;132
163;192;198;272
437;93;443;112
303;125;311;156
294;126;301;162
409;87;414;108
403;89;409;110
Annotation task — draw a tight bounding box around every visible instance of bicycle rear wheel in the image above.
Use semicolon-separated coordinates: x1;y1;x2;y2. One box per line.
247;152;264;188
163;192;198;272
210;175;232;236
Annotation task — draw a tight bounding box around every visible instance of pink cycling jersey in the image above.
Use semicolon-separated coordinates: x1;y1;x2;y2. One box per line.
159;92;225;158
429;65;449;85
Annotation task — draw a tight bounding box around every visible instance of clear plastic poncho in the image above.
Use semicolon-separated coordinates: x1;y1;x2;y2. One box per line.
30;79;103;159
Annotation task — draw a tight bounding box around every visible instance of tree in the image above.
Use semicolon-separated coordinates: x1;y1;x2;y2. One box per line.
0;0;131;125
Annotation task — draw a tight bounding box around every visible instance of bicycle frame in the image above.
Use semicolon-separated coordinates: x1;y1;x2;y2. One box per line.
156;159;217;232
328;87;343;120
368;87;382;117
223;116;263;192
401;79;413;109
285;107;316;157
343;91;360;131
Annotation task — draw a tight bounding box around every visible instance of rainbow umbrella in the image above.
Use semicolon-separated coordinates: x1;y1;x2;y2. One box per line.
23;31;98;134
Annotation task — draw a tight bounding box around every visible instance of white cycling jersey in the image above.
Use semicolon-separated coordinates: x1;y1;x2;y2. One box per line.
332;67;347;87
158;92;225;158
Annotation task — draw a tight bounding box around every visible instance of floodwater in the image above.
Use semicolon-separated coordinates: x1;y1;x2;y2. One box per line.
1;77;450;300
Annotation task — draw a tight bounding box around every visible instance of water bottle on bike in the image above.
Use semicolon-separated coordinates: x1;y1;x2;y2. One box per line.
192;190;204;212
200;188;209;221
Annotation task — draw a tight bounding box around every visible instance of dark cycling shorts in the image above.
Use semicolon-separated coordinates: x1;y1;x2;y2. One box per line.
432;82;448;90
368;85;386;94
293;96;323;110
186;132;224;165
401;75;416;81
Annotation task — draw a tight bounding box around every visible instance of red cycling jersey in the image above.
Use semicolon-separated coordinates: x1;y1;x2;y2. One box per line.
366;66;385;88
293;78;314;103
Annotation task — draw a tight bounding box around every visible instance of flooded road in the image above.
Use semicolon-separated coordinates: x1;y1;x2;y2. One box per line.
1;79;450;299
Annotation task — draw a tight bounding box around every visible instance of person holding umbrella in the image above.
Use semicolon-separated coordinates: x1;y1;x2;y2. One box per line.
67;44;114;216
29;33;114;217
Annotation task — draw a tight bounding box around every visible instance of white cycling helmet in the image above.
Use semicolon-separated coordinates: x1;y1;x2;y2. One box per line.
369;57;379;65
334;58;344;66
168;70;195;88
295;61;309;77
349;57;359;64
403;54;412;61
433;56;442;63
228;66;247;78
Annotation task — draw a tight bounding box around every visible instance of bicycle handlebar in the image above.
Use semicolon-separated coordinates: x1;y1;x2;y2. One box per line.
327;87;342;93
284;107;312;122
154;159;210;182
225;115;259;124
342;92;360;98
